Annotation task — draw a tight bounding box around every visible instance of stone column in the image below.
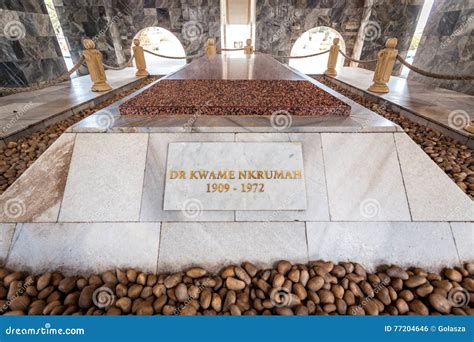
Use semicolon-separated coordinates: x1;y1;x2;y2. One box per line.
103;0;126;65
351;0;374;68
368;38;398;94
324;38;340;77
82;39;112;92
132;39;149;77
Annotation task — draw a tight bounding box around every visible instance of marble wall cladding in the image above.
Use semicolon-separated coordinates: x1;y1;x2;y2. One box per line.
0;1;67;87
255;0;365;61
358;0;423;74
113;0;221;58
409;0;474;95
54;0;221;66
53;0;121;67
255;0;421;74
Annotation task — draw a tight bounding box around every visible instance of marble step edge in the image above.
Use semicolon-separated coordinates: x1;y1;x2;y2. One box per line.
323;75;473;148
0;76;149;145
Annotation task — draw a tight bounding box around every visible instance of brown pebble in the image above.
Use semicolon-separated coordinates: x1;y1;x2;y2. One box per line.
307;276;324;292
405;275;427;288
36;273;52;291
226;277;246;291
186;267;208;279
164;273;182;289
277;260;292;275
78;285;96;309
429;293;451;314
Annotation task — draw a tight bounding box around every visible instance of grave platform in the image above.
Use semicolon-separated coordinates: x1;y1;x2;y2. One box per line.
0;54;472;275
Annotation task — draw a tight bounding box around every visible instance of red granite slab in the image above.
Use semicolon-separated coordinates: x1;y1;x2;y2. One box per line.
119;80;351;116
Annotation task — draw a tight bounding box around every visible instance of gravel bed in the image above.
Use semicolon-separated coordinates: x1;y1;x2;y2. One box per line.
0;261;472;316
0;77;158;195
316;76;474;199
119;80;351;116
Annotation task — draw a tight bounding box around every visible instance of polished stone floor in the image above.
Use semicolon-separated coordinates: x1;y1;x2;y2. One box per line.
0;54;472;275
326;67;474;148
69;54;399;133
0;68;151;144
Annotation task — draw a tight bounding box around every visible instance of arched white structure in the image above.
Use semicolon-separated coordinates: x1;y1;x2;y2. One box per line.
132;27;186;75
289;26;346;75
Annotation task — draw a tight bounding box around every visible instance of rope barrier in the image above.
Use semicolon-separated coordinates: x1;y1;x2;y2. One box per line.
396;55;474;81
144;49;189;60
102;55;135;70
338;50;377;64
220;48;245;52
0;55;85;94
271;49;330;59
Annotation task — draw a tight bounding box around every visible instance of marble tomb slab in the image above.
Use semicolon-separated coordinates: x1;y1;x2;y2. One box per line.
119;80;351;116
0;224;15;264
450;222;474;261
395;133;474;221
58;133;149;222
235;133;330;221
0;133;76;222
158;222;308;273
321;133;411;221
306;222;460;272
7;223;161;275
163;142;307;211
140;133;235;222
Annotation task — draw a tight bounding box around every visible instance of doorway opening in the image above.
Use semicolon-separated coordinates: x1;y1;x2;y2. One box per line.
132;27;186;74
289;27;346;75
221;0;256;54
44;0;75;77
400;0;435;78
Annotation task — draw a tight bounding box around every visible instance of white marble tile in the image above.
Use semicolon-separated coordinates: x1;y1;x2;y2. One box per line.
450;222;474;261
140;133;235;222
0;224;15;264
164;142;307;210
0;133;76;223
0;102;45;117
0;119;41;138
321;133;411;221
7;223;161;275
158;222;307;273
306;222;460;272
395;133;474;221
235;133;329;221
59;133;149;222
